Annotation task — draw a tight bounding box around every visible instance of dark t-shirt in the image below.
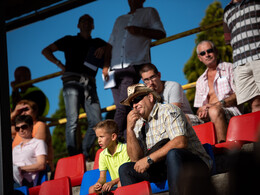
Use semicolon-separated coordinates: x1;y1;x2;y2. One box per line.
54;34;107;77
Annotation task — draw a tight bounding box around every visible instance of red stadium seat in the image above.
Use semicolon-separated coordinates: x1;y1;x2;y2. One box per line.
93;148;103;170
39;176;72;195
215;111;260;151
29;185;41;195
54;153;86;187
114;181;152;195
193;122;216;145
27;170;48;195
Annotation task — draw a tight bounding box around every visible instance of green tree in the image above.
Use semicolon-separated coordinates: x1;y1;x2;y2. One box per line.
183;1;233;111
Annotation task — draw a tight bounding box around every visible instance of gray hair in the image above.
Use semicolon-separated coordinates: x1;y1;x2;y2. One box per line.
196;40;216;55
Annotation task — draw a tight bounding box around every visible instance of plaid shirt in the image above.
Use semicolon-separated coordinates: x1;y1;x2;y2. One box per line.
133;103;212;169
194;62;240;114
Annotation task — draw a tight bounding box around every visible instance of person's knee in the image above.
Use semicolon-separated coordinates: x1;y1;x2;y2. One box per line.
251;96;260;112
119;162;132;177
166;148;185;163
208;105;224;121
119;162;134;186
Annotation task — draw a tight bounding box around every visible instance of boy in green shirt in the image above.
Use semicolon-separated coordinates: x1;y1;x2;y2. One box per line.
89;119;130;194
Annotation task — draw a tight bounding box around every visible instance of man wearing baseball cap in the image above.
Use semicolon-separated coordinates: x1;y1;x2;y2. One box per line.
119;83;212;195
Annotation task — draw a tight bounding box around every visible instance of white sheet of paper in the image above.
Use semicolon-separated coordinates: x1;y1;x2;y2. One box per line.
102;70;116;89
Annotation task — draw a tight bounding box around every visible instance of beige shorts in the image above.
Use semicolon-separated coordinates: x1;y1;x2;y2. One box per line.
234;60;260;105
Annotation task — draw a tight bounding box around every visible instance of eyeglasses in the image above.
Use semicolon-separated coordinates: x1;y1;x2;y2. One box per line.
15;124;29;132
199;48;214;56
143;74;158;84
130;94;147;108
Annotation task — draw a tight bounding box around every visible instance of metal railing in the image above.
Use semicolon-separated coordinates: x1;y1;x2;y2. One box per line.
13;21;223;126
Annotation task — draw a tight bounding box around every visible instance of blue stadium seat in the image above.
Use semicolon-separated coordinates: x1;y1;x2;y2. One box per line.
14;186;29;195
203;143;216;175
150;180;169;193
79;169;111;195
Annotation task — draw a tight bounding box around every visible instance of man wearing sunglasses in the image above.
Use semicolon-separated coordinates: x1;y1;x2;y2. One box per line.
194;40;241;143
119;83;212;195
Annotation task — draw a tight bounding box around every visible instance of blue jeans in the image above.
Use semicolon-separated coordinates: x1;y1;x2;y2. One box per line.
63;78;101;158
112;65;140;139
119;148;208;195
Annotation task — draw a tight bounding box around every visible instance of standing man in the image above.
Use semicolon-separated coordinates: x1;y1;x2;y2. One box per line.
11;66;50;117
119;84;212;195
194;40;241;143
103;0;166;139
223;0;260;112
139;63;201;125
42;14;107;159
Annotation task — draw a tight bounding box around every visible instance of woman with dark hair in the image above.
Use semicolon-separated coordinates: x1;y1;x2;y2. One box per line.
13;115;47;187
11;99;54;172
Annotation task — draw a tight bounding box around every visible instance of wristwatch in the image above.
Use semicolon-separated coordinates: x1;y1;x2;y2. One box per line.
147;156;154;165
220;99;226;107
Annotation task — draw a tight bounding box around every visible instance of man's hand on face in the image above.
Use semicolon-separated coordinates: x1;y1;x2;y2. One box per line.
127;110;140;131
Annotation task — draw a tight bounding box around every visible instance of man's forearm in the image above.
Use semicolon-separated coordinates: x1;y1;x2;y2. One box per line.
127;128;144;162
215;93;237;107
104;44;112;68
141;28;166;40
149;135;187;163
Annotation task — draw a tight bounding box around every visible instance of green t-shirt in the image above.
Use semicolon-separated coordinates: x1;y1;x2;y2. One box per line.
99;142;130;180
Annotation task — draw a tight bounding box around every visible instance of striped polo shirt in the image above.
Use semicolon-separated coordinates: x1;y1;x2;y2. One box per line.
223;0;260;67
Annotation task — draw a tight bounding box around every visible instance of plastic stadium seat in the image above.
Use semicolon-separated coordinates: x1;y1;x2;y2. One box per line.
150;180;169;194
79;169;112;195
27;170;48;195
203;143;216;175
14;186;29;195
54;153;86;187
80;149;112;195
193;122;216;145
93;148;103;170
36;170;48;186
215;111;260;151
39;176;72;195
114;181;152;195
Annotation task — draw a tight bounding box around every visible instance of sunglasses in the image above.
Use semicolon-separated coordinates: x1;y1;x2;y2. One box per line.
15;124;29;132
199;48;214;56
130;94;147;108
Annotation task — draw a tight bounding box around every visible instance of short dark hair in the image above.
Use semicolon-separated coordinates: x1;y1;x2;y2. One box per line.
94;119;119;135
15;115;33;126
78;14;94;25
139;63;159;76
15;66;31;79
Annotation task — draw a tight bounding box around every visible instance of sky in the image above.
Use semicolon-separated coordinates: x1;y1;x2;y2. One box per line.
6;0;230;128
